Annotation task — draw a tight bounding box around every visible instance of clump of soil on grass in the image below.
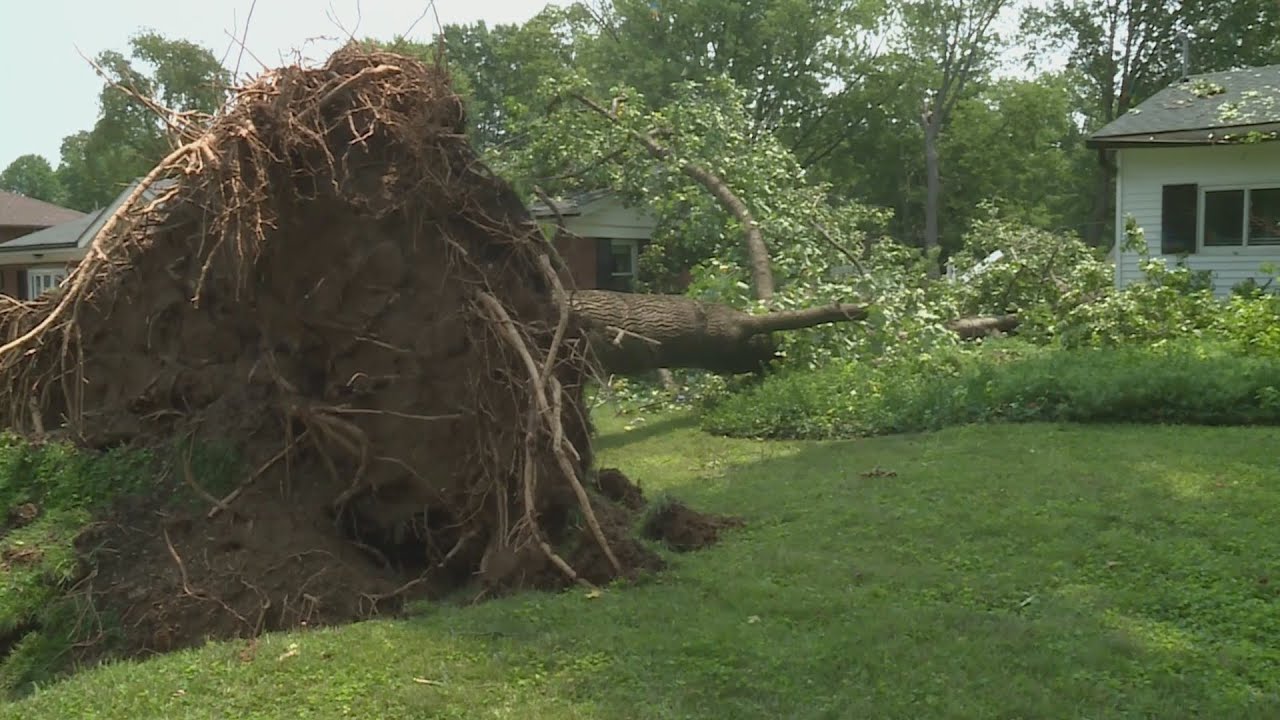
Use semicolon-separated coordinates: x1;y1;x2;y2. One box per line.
595;468;746;553
643;500;746;553
0;44;718;669
4;503;39;532
595;467;647;511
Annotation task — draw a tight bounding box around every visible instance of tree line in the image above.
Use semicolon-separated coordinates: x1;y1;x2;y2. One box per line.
2;0;1277;263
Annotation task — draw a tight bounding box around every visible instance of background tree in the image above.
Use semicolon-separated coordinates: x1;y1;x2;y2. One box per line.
894;0;1011;269
1021;0;1184;247
409;5;602;151
56;31;229;210
1182;0;1280;72
942;71;1093;236
598;0;887;153
0;155;66;206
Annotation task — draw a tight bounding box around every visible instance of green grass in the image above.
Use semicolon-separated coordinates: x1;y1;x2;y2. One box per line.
5;412;1280;718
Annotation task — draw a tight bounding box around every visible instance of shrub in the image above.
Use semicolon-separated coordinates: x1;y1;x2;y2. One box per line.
948;204;1113;322
702;341;1280;439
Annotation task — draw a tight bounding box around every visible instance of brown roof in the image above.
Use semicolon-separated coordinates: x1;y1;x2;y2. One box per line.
0;190;84;228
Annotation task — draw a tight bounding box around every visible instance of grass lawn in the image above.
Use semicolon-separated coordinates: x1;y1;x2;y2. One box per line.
4;411;1280;718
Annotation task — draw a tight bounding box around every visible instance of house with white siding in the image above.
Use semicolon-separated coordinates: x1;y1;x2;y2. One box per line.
1089;63;1280;296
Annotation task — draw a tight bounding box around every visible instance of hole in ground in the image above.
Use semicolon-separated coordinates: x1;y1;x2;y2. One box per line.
333;503;475;587
0;620;38;666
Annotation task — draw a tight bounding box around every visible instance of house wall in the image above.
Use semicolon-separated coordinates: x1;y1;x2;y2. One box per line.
541;196;658;291
553;231;600;290
1115;142;1280;295
0;258;83;299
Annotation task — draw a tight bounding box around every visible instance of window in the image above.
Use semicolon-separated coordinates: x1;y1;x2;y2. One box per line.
1200;186;1280;248
26;268;67;299
1249;188;1280;245
597;238;639;291
609;239;637;283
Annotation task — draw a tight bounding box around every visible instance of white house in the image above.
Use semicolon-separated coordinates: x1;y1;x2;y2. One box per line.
1089;63;1280;296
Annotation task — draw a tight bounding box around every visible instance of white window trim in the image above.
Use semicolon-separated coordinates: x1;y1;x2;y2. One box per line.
26;267;68;299
1198;182;1280;254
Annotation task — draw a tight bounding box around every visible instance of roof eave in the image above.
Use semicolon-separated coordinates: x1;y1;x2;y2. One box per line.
1087;121;1280;149
0;242;79;253
529;208;584;219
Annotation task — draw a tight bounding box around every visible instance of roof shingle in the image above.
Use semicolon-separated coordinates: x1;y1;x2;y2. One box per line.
1090;63;1280;143
0;190;84;228
0;178;176;251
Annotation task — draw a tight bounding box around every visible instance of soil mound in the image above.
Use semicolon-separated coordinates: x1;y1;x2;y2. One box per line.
643;501;746;552
595;467;647;511
0;45;690;662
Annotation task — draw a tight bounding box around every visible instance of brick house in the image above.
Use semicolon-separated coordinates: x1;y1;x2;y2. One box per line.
2;183;655;298
0;190;86;298
530;190;656;291
0;180;170;300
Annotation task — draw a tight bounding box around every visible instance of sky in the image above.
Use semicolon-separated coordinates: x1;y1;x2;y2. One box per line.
0;1;1066;175
0;0;565;169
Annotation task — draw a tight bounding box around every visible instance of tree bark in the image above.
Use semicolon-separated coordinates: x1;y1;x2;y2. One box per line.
922;113;942;277
569;289;867;374
1086;148;1116;248
945;313;1019;340
569;289;1015;375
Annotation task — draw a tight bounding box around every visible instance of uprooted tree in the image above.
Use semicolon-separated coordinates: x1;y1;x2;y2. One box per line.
496;75;1017;375
0;46;739;662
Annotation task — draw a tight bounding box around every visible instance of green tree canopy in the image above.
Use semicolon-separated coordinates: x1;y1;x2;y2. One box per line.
0;154;66;206
57;31;229;210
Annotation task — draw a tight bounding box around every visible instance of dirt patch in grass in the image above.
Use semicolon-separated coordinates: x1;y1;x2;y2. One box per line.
643;501;746;553
595;467;746;553
0;546;43;571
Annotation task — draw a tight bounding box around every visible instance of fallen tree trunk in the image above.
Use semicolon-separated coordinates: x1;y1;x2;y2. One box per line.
945;313;1020;340
569;290;1020;375
569;290;868;374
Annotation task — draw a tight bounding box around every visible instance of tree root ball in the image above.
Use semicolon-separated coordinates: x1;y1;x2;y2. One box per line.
0;45;731;663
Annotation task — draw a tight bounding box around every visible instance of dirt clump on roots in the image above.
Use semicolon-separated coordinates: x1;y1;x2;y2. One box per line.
642;500;746;553
0;45;720;665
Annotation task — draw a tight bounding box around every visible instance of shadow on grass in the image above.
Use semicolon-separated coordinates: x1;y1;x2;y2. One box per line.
590;411;700;453
8;422;1280;719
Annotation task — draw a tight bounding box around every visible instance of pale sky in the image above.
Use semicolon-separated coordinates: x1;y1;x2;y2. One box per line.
0;0;565;169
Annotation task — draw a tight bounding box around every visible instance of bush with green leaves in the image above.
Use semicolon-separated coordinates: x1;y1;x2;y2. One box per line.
1039;219;1280;352
947;203;1113;323
702;340;1280;439
1217;292;1280;356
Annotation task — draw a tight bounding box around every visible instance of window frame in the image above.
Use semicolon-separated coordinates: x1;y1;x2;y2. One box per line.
26;266;67;299
1198;183;1280;253
607;238;639;288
